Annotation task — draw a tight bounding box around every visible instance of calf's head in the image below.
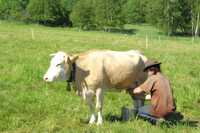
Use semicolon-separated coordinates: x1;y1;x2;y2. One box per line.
43;51;77;82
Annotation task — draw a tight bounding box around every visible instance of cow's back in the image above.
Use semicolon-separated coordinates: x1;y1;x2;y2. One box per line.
76;50;147;90
102;51;147;89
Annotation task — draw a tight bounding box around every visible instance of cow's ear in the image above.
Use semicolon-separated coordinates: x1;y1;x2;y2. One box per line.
67;56;78;63
65;55;78;64
49;53;56;57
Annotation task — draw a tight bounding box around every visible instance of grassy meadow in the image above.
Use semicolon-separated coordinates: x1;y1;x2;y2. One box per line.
0;21;200;133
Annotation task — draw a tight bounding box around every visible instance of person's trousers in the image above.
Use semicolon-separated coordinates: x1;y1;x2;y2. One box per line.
138;105;158;124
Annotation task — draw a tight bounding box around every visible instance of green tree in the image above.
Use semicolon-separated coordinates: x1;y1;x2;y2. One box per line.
0;0;11;19
27;0;68;26
0;0;29;20
146;0;194;35
70;0;95;30
95;0;126;30
163;0;192;35
122;0;146;24
60;0;77;26
191;0;200;36
144;0;163;25
70;0;126;30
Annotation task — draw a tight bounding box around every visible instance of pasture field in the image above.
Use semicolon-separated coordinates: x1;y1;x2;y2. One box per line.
0;21;200;133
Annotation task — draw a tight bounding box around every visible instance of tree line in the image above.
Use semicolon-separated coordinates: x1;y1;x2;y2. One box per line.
0;0;200;36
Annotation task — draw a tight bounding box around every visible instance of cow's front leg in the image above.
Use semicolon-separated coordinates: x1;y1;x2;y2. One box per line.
85;90;96;124
96;88;103;125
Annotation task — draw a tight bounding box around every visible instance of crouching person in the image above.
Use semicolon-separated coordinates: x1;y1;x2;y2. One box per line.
133;60;176;124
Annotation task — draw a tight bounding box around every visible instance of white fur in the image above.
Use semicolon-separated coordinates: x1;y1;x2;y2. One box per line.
43;51;68;82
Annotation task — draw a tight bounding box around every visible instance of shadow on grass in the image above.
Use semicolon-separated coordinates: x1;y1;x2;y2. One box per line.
105;113;122;122
161;112;198;127
104;28;138;35
158;119;199;128
79;113;123;124
170;32;193;37
104;112;199;128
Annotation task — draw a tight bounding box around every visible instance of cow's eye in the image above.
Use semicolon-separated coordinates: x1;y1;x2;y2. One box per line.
56;63;61;67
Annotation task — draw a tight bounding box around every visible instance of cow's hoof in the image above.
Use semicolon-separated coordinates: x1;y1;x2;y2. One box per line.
96;121;103;125
89;114;96;124
89;122;95;126
89;121;95;125
96;119;103;125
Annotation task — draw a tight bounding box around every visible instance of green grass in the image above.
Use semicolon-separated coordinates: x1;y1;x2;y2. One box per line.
0;20;200;133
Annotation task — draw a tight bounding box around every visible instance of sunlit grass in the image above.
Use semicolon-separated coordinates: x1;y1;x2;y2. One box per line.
0;20;200;132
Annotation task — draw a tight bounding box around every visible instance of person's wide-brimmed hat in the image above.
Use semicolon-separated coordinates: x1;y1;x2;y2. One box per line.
144;60;161;72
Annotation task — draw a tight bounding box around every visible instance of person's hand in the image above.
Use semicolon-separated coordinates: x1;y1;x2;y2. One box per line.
133;87;143;94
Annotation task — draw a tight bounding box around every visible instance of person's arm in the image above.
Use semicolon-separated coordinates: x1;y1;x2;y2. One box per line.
133;76;155;94
133;87;143;94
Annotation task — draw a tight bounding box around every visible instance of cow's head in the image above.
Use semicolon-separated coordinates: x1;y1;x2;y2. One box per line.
43;51;78;82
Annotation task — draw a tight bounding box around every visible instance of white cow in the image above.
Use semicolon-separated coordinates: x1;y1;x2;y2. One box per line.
43;50;148;125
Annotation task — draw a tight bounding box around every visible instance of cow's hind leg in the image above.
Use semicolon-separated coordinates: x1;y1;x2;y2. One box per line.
96;88;103;125
85;90;96;124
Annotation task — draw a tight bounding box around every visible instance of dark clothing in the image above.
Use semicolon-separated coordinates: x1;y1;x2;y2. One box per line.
140;72;176;118
138;105;157;124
